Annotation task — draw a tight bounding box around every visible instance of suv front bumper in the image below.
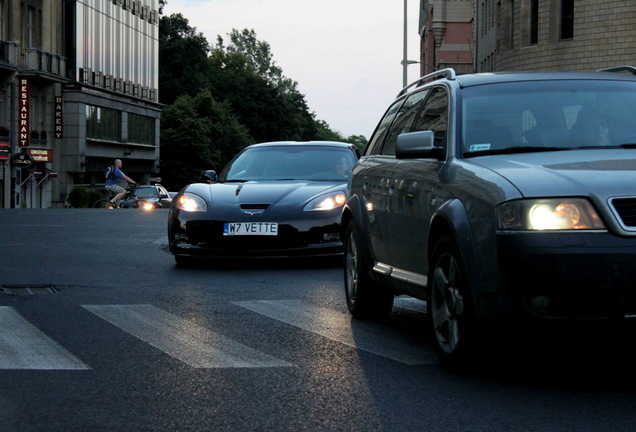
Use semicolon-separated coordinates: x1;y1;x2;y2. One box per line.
497;231;636;319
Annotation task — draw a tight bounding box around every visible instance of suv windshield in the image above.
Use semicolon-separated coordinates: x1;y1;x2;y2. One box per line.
461;80;636;156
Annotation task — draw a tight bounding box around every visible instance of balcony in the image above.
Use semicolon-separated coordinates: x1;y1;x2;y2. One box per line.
0;41;19;70
18;48;67;80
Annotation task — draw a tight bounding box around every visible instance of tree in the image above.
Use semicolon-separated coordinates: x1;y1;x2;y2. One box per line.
159;14;211;105
159;91;252;190
208;29;318;142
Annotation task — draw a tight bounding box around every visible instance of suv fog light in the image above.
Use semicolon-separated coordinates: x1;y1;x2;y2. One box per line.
323;232;340;241
529;296;552;313
174;233;188;243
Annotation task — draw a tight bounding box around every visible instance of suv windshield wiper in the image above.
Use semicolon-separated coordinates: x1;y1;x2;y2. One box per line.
464;146;570;157
222;179;249;183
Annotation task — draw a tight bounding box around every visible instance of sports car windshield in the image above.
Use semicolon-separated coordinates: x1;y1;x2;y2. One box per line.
220;146;357;182
461;80;636;157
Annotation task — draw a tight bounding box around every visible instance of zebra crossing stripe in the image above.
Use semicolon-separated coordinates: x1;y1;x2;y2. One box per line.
0;307;90;370
82;304;293;368
233;300;437;365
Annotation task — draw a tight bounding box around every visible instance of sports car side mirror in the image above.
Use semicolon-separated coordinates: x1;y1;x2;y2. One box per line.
202;170;217;183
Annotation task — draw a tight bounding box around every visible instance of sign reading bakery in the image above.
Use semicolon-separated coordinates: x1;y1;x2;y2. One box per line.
19;78;29;147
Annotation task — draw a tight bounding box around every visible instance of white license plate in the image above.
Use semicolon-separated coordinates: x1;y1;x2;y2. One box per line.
223;222;278;236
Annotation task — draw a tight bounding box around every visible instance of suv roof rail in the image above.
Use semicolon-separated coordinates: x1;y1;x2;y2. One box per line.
396;68;456;98
597;65;636;75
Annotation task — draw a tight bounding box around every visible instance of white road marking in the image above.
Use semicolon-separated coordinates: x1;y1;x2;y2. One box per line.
233;300;437;365
0;307;90;370
152;236;167;245
82;304;293;368
394;297;428;313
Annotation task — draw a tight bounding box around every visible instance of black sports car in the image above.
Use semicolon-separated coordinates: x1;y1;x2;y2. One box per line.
168;141;360;264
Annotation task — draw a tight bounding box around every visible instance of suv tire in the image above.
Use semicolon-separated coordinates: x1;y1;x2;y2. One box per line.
344;222;394;319
428;234;476;367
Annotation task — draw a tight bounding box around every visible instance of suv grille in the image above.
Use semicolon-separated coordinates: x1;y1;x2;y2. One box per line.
609;197;636;228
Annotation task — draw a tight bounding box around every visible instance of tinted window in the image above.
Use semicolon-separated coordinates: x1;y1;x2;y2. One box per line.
365;99;405;156
221;146;358;182
381;89;430;156
461;80;636;155
412;87;449;149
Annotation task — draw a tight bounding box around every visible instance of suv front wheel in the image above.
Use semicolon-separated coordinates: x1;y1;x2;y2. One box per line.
344;222;394;320
428;234;476;366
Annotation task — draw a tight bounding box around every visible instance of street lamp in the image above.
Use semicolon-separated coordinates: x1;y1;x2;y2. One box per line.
402;0;408;88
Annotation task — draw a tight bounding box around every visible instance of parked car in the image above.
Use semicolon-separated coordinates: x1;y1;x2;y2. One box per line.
342;66;636;366
134;184;172;209
168;141;360;265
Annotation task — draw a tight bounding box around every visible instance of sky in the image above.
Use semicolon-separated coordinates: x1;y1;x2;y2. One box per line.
162;0;423;139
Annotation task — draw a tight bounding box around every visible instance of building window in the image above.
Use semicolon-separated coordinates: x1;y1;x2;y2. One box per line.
86;105;121;141
560;0;574;40
510;0;515;49
530;0;538;45
128;113;154;145
0;0;4;40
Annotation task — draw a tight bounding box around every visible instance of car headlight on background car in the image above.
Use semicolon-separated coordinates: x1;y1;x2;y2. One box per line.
304;192;347;211
176;193;207;212
497;198;605;231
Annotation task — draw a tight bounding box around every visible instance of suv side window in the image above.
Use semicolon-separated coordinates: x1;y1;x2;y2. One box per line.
412;86;449;149
365;99;405;155
381;89;430;156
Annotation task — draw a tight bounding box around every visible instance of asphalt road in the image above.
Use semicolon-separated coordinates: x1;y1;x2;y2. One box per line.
1;209;636;432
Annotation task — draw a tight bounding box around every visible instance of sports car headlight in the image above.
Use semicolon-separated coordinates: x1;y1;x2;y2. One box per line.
176;193;207;212
304;192;347;211
497;198;605;231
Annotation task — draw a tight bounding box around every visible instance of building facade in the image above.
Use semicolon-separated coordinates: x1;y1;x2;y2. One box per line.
419;0;474;76
418;1;636;77
0;0;161;208
476;0;636;72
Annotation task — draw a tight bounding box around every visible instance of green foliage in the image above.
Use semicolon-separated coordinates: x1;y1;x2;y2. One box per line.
160;91;252;190
158;16;366;190
159;14;211;104
67;187;88;208
87;189;102;207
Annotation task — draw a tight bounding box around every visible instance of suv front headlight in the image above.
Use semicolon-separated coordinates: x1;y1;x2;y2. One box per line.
497;198;605;231
304;192;347;211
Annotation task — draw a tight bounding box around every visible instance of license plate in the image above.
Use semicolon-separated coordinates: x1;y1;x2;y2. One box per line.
223;222;278;236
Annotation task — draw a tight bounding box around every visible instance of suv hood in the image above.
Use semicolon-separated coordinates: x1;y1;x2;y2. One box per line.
471;149;636;198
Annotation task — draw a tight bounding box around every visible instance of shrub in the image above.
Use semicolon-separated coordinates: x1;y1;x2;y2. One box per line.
86;189;102;207
67;187;88;208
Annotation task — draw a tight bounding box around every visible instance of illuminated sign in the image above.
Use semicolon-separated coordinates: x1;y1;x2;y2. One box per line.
0;143;9;160
55;96;63;139
19;78;29;146
26;148;52;163
11;152;34;168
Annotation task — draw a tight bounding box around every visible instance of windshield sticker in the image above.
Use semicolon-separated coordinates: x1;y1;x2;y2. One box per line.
469;143;491;152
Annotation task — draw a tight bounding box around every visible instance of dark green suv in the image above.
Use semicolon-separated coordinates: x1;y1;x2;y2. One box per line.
342;67;636;366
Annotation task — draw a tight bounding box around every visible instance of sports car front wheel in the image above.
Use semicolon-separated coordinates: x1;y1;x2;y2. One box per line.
344;223;393;319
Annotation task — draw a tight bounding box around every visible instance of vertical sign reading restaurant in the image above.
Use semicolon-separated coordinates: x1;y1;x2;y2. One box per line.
19;78;29;147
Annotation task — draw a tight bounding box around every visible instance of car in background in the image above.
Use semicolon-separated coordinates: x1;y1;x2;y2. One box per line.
133;184;172;209
168;141;359;265
342;66;636;367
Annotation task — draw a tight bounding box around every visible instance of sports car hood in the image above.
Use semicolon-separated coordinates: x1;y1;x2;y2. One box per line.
470;149;636;198
185;180;346;206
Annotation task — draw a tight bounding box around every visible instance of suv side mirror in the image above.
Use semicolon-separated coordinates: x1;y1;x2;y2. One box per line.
396;131;444;160
202;170;217;183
